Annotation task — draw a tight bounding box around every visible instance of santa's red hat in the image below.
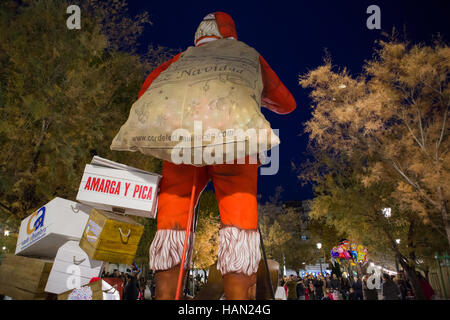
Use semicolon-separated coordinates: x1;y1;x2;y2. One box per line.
194;12;238;46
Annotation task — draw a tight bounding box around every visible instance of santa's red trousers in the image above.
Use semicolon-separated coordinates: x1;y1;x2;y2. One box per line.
149;157;261;276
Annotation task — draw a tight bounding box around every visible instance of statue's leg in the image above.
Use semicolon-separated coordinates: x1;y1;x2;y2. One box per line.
154;264;187;299
223;272;258;300
210;158;260;300
219;227;260;300
149;161;208;300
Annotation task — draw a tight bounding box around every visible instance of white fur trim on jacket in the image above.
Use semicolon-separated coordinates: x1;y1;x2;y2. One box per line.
217;227;261;276
149;229;194;271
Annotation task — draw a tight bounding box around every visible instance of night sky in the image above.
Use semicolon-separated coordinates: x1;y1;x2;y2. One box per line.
127;0;450;203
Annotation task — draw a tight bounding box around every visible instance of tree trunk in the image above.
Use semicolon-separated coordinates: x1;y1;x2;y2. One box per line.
397;255;425;300
437;186;450;248
424;268;429;282
28;118;51;174
377;212;426;299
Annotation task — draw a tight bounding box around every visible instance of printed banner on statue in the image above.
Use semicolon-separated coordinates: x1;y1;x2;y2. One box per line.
110;39;279;165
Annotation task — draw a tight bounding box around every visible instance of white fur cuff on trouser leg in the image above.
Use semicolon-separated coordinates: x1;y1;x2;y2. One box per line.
149;229;194;271
217;227;261;276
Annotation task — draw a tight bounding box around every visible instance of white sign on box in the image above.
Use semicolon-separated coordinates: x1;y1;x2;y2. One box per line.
76;156;161;218
45;241;103;294
15;197;91;259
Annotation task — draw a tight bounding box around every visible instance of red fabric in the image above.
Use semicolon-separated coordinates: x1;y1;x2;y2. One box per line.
89;277;100;283
420;279;435;300
215;12;238;40
137;52;182;99
260;55;296;114
157;158;258;230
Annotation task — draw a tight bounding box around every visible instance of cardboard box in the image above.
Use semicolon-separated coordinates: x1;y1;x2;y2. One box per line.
79;209;144;265
0;254;53;300
76;156;161;218
44;241;104;294
15;197;91;259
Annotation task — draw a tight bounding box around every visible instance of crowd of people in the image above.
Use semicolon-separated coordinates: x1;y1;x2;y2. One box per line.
101;269;149;300
281;271;436;300
101;269;206;300
100;268;436;300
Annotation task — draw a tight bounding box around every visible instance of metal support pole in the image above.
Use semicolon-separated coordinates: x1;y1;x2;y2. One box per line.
436;252;447;300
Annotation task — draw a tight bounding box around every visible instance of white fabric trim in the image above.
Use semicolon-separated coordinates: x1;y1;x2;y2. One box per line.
195;37;219;47
195;19;221;45
217;227;261;276
203;13;216;20
149;229;194;271
195;36;236;47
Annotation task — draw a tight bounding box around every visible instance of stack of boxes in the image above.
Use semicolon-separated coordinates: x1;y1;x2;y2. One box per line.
0;156;161;300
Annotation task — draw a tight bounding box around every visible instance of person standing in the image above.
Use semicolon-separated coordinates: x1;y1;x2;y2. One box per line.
395;273;408;300
322;288;334;300
275;280;287;300
308;282;316;300
352;276;363;300
124;272;140;300
362;275;378;300
348;287;357;300
296;278;306;300
325;274;332;290
286;275;298;300
149;279;156;300
330;273;341;297
321;275;327;296
340;276;351;300
314;275;324;300
381;273;400;300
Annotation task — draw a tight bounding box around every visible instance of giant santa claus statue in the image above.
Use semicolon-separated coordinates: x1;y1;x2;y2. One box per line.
111;12;296;300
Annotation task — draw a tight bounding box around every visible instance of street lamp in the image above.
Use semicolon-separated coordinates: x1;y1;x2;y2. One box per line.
317;242;323;274
395;239;401;244
4;230;10;237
